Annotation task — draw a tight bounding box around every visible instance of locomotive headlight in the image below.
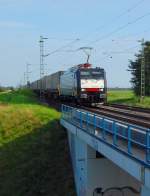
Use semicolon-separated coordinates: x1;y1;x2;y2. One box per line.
81;88;86;92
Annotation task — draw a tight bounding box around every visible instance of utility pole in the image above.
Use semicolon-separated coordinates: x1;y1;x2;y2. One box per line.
39;36;48;101
26;63;31;88
140;38;145;102
24;72;26;87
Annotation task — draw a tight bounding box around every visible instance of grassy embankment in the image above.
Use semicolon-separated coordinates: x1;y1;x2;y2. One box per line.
108;90;150;108
0;89;75;196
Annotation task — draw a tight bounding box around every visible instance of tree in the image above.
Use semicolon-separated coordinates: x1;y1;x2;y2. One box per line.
129;41;150;96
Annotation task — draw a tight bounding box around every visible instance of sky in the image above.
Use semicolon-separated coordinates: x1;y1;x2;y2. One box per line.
0;0;150;87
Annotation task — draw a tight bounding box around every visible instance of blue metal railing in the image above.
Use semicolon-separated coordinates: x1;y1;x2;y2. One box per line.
61;104;150;167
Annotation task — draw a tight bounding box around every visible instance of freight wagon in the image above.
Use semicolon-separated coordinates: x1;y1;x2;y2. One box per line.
30;71;64;98
45;71;64;98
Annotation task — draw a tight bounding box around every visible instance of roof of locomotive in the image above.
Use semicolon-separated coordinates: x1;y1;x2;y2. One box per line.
68;63;104;72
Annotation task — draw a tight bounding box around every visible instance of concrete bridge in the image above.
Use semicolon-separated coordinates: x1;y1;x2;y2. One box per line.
60;104;150;196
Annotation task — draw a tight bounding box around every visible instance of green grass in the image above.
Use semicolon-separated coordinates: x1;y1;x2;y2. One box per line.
0;89;37;104
0;89;75;196
108;90;150;108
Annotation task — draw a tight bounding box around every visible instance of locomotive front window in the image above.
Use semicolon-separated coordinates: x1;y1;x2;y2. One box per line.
92;71;102;75
80;70;104;79
80;71;90;76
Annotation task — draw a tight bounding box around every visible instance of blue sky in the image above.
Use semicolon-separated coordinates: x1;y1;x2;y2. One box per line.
0;0;150;87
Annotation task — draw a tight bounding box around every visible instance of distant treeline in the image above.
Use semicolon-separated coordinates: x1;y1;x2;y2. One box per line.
108;88;131;91
0;86;14;92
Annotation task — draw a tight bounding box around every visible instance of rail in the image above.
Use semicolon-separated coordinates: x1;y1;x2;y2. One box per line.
61;104;150;167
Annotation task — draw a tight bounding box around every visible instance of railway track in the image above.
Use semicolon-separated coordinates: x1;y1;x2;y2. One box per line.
46;98;150;128
99;105;150;121
108;103;150;114
79;104;150;128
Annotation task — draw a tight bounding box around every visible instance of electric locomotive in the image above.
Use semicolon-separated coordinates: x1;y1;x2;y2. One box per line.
60;63;107;104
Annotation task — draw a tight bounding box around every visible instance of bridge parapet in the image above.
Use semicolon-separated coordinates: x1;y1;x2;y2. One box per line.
61;104;150;168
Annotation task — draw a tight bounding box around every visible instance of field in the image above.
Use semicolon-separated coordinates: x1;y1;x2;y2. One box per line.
108;90;150;108
0;89;75;196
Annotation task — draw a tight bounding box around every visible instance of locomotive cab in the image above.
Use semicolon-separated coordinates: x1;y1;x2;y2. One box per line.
77;65;107;104
60;63;107;105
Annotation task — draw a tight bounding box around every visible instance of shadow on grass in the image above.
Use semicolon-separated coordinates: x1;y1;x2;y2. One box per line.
0;120;75;196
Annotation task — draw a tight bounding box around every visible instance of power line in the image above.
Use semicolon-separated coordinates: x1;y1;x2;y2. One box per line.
94;0;146;33
90;24;150;55
102;45;140;55
78;0;146;44
79;23;150;61
39;39;80;77
29;39;80;83
118;0;146;16
117;26;150;40
87;11;150;46
47;38;80;56
45;37;80;41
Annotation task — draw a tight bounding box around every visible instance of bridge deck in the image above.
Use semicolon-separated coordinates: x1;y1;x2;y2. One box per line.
61;104;150;188
62;105;150;167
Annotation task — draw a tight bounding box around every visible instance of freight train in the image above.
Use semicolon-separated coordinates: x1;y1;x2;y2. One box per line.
30;63;107;104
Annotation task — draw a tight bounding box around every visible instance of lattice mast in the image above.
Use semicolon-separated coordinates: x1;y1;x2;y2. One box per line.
39;36;48;100
140;38;145;101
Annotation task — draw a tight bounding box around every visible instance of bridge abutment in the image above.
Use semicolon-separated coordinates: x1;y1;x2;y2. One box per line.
68;131;141;196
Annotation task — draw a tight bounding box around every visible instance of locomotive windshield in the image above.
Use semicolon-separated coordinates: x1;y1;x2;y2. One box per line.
80;69;104;79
